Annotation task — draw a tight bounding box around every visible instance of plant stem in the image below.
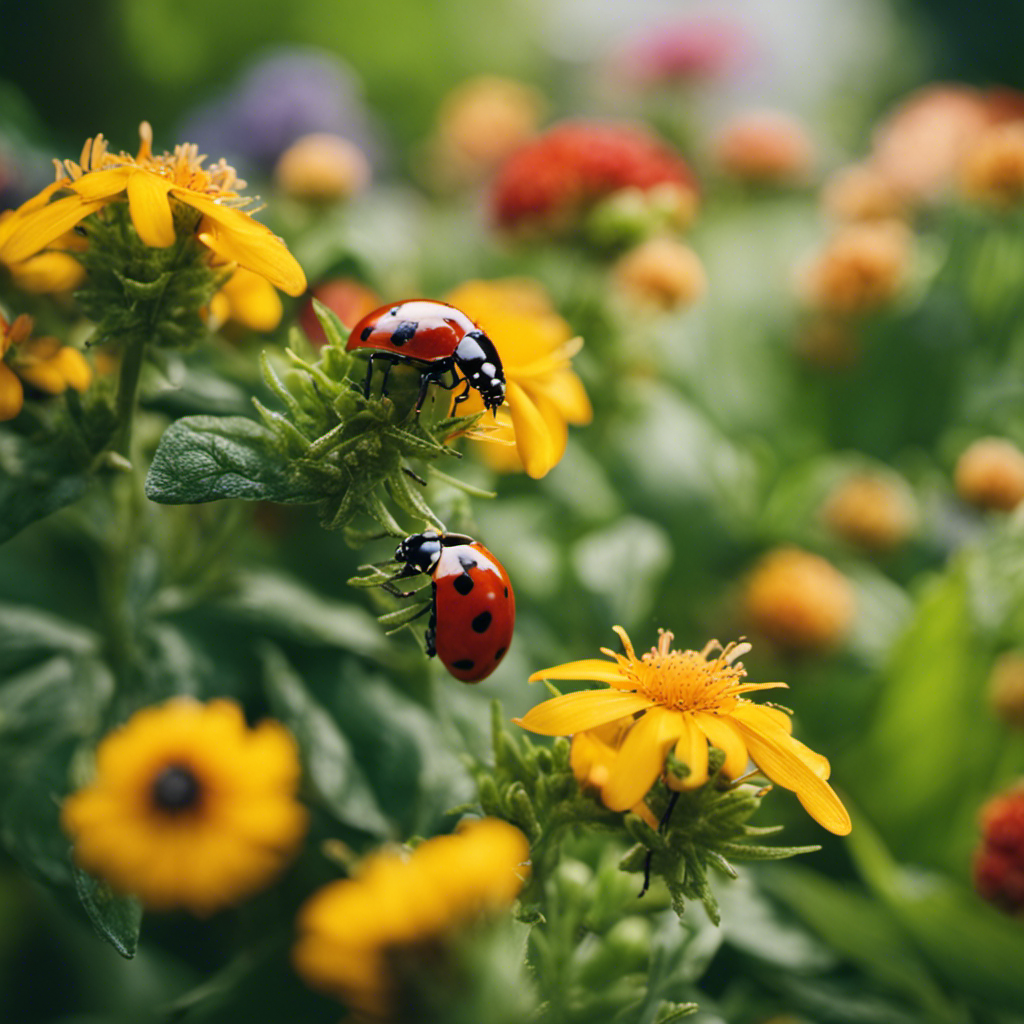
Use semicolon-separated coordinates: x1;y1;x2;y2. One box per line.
111;333;146;460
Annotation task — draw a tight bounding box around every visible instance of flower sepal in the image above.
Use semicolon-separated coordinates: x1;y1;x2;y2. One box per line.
619;773;822;925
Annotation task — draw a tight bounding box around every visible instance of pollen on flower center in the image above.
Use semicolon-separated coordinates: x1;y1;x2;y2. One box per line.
616;629;749;712
151;763;202;812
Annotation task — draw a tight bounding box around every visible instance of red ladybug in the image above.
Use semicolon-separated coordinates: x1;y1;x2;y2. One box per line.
346;300;506;413
389;531;515;683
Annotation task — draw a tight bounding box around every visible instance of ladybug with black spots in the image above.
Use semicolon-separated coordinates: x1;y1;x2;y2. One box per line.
387;530;515;683
346;299;506;413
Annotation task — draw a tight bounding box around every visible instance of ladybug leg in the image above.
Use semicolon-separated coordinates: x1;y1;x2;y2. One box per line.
361;353;377;399
413;372;434;414
424;589;438;658
639;791;680;898
378;358;393;398
453;378;472;406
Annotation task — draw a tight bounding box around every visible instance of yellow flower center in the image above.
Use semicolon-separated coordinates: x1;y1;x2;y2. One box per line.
57;122;249;205
612;629;749;713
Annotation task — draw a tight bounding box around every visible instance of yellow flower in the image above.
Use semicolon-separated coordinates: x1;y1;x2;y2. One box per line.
207;266;284;333
0;313;92;421
822;472;918;551
274;132;371;203
444;279;592;479
61;698;307;915
294;818;529;1018
0;182;87;293
516;627;851;836
955;436;1024;511
0;123;306;297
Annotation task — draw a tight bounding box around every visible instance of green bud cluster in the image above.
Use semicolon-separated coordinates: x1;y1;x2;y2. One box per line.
74;204;218;353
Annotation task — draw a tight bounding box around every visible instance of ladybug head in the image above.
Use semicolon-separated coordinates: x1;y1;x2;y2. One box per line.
394;531;442;574
454;331;506;412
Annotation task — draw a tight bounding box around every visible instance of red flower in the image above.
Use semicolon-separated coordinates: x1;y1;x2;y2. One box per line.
490;120;697;235
974;785;1024;913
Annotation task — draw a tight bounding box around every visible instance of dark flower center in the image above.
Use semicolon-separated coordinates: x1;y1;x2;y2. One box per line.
151;763;202;812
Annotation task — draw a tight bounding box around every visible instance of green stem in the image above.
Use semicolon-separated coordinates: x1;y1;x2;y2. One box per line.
110;333;146;460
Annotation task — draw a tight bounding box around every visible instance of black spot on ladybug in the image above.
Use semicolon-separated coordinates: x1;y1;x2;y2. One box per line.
504;586;509;599
390;320;418;346
360;325;373;341
471;611;492;633
494;646;506;660
453;574;474;596
453;658;475;671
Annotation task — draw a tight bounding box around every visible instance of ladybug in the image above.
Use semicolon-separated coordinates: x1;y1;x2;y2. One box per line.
346;300;505;413
387;531;515;683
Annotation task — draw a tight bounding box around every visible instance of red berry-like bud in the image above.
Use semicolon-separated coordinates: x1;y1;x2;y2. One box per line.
974;785;1024;914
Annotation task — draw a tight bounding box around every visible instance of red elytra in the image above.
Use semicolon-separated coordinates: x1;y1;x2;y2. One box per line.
346;299;506;412
392;531;515;683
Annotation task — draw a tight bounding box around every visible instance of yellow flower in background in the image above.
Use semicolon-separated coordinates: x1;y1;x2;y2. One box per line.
0;182;87;293
517;626;851;836
0;313;92;421
294;818;529;1018
61;698;307;915
207;266;285;333
0;123;306;297
445;278;592;479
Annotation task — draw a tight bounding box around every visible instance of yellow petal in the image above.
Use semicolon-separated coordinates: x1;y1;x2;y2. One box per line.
9;251;85;293
185;193;306;296
534;388;569;467
126;170;176;247
541;368;593;425
52;347;92;392
68;167;133;202
528;658;631;688
731;715;851;835
16;358;67;394
693;712;749;779
668;714;709;790
506;379;555;479
219;267;284;331
602;708;684;811
1;196;105;264
514;689;653;736
0;363;24;420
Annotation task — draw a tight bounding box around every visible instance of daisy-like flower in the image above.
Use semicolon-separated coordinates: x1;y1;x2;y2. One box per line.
61;698;307;915
0;122;305;297
293;818;529;1018
490;120;698;237
516;627;851;836
444;278;592;479
0;312;91;421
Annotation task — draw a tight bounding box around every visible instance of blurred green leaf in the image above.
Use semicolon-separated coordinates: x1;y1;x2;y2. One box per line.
144;415;321;505
848;807;1024;1012
261;645;390;837
0;605;98;676
761;864;956;1021
843;563;1007;869
214;569;391;660
73;866;142;959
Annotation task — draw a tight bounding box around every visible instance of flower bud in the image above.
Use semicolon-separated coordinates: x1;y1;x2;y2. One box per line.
612;236;707;310
822;164;907;222
988;651;1024;729
798;220;911;315
743;547;855;653
712;110;814;184
960;122;1024;207
822;472;918;551
954;437;1024;511
974;784;1024;913
274;132;370;203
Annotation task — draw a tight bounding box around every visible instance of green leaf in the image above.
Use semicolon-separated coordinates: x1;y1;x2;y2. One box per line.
761;864;956;1021
0;426;91;544
214;570;391;661
73;865;142;959
847;810;1024;1013
261;645;390;837
0;603;98;674
144;415;322;505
